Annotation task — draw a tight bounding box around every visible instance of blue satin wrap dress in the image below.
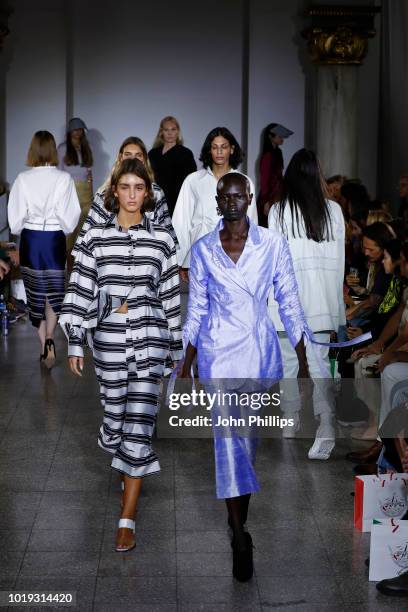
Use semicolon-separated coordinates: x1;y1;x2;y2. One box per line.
183;218;311;498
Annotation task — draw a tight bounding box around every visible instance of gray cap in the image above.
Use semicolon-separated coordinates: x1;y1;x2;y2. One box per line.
68;117;87;132
270;124;293;138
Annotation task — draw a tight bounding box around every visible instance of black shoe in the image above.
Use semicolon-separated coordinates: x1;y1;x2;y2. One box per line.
43;339;56;369
376;569;408;596
353;463;378;475
232;532;253;582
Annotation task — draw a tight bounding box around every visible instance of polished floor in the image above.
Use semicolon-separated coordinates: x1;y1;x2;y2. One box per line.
0;319;403;612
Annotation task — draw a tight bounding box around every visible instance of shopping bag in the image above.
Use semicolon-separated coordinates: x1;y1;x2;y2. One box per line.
354;473;408;532
369;518;408;581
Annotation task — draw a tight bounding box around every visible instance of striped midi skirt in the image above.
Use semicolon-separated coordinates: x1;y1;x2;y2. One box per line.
93;311;161;478
19;228;66;328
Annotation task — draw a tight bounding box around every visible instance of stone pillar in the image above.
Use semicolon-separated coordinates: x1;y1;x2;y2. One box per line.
303;5;380;178
316;65;358;177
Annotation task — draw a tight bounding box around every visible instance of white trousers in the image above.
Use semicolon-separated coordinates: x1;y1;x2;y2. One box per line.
279;333;334;419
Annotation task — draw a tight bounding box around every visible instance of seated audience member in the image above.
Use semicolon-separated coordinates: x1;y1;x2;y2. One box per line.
345;211;395;295
347;243;408;467
326;174;347;205
366;209;393;226
340;181;370;221
346;208;369;288
339;222;394;343
351;241;407;443
0;247;10;284
350;239;404;341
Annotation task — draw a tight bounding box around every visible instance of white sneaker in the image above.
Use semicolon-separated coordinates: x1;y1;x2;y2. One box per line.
308;437;335;460
282;412;300;439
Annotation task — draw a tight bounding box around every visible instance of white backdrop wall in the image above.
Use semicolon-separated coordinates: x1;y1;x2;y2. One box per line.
247;0;306;189
6;0;66;184
70;0;244;190
5;0;380;198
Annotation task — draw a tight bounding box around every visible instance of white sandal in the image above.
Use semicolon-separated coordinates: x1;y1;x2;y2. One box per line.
115;518;136;552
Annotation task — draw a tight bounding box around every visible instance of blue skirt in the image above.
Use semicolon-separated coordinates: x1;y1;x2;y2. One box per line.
20;228;66;328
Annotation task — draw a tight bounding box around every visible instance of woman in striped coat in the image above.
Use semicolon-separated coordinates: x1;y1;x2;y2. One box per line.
71;136;177;259
60;158;183;552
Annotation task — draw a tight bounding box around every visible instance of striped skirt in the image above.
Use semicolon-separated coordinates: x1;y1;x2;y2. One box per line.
20;228;66;328
94;312;161;478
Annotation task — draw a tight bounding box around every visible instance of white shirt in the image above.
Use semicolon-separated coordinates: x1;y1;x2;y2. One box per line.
268;199;346;332
172;167;258;267
8;166;81;235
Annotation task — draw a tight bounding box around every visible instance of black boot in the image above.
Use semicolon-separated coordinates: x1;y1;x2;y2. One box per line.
376;569;408;596
232;532;253;582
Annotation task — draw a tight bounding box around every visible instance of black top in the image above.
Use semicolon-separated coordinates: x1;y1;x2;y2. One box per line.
148;144;197;216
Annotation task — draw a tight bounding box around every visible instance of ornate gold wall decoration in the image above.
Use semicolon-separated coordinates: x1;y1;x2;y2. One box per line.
305;25;368;65
303;4;380;66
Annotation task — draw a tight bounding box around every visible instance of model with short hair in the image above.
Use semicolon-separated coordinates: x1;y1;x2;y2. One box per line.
8;130;80;367
180;172;311;581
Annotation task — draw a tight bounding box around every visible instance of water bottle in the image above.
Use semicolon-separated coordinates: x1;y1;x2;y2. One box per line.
0;295;8;336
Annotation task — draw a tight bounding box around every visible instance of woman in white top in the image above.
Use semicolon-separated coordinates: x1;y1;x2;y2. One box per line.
268;148;345;460
172;127;258;278
8;130;80;366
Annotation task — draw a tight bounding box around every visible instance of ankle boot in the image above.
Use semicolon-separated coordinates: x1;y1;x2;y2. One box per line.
232;532;253;582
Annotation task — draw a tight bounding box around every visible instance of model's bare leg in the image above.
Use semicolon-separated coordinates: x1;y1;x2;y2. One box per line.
45;297;57;340
37;320;46;355
116;475;142;550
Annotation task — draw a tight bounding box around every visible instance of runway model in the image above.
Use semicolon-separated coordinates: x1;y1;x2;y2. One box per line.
71;136;176;258
172;127;258;279
148;115;197;215
60;159;182;552
8;130;80;367
180;172;311;581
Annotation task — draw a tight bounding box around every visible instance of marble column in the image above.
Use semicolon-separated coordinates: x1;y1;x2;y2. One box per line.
303;4;380;179
316;65;358;177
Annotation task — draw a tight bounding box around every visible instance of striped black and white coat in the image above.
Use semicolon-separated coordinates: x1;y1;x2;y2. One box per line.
60;214;183;375
71;183;177;258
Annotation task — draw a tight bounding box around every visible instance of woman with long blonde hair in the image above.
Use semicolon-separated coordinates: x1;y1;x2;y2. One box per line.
148;116;196;215
72;136;176;257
